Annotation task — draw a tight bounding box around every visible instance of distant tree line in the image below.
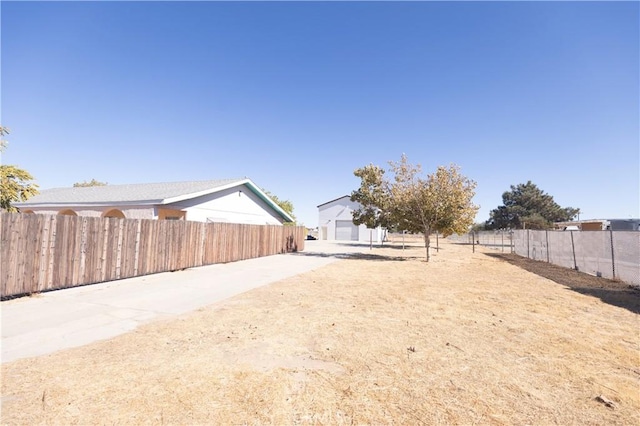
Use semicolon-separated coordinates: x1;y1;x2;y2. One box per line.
73;179;108;187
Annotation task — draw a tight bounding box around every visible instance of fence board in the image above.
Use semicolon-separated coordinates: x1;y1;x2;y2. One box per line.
83;217;103;285
1;214;19;295
52;216;73;290
120;219;139;279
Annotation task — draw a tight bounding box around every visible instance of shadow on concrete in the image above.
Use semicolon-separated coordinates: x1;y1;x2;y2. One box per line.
486;253;640;315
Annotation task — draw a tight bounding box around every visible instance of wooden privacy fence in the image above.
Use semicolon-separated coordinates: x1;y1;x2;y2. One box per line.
0;213;306;299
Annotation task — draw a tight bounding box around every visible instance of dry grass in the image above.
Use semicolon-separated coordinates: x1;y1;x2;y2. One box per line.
2;240;639;425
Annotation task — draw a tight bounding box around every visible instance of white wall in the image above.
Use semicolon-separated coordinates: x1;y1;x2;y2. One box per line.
317;196;381;243
165;185;284;225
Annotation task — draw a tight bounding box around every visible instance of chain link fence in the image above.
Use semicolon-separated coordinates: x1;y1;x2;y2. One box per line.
448;230;514;252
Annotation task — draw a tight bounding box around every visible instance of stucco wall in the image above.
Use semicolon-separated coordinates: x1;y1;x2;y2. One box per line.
317;196;381;242
21;206;154;219
165;185;284;225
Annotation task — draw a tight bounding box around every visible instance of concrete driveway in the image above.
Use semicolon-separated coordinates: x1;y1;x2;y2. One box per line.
1;240;372;363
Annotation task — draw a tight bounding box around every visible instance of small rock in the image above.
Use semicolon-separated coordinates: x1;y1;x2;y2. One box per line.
595;395;617;409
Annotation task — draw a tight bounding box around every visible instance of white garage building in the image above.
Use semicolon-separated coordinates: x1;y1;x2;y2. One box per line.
317;195;383;243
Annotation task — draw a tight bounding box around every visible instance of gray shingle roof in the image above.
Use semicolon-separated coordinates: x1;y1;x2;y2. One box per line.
16;178;247;205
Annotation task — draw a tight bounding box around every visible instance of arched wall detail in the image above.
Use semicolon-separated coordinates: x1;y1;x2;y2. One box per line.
58;209;78;216
102;209;125;219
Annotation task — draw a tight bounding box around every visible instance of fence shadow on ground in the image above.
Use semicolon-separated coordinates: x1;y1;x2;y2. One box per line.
328;242;434;252
387;244;446;251
291;251;420;262
486;253;640;315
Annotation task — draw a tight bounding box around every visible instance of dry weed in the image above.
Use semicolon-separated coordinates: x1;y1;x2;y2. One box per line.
1;240;638;425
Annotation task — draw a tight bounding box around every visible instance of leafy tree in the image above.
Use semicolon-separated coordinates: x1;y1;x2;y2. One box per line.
427;163;478;238
1;166;39;212
73;179;108;187
262;189;297;225
485;181;579;230
352;155;478;261
350;164;394;244
0;126;39;212
0;126;8;152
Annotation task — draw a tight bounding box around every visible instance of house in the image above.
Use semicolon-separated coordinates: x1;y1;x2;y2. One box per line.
555;218;640;231
317;195;383;242
14;178;294;225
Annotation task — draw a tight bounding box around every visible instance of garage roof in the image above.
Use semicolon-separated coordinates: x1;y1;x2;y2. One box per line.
317;195;350;208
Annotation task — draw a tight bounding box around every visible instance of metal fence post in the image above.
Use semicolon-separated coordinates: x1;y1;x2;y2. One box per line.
570;230;577;271
545;229;549;263
511;231;514;253
610;229;616;279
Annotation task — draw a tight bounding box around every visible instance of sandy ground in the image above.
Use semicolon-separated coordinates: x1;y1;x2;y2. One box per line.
1;239;638;425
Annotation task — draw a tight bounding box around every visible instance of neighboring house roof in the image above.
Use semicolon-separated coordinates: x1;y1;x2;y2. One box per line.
317;195;351;208
15;178;294;222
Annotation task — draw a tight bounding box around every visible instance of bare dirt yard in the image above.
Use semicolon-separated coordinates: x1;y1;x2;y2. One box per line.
2;239;639;425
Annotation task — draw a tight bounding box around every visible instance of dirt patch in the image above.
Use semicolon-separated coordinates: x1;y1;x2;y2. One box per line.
2;240;638;425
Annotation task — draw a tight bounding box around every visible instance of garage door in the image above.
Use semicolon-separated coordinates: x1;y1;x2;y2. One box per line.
335;220;359;241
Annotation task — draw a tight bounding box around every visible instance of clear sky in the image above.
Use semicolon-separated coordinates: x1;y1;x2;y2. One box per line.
2;1;638;227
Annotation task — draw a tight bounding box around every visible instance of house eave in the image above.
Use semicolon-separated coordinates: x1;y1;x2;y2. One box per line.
161;179;294;223
14;200;161;209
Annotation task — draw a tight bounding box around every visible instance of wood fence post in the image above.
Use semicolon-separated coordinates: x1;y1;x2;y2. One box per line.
133;220;142;275
199;222;207;266
79;217;88;282
115;219;124;279
100;219;110;282
46;215;57;289
38;215;51;291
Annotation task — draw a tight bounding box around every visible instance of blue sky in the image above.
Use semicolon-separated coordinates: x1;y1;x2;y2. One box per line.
2;1;638;227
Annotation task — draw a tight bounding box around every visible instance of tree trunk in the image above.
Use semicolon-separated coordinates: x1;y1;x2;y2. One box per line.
423;228;431;262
